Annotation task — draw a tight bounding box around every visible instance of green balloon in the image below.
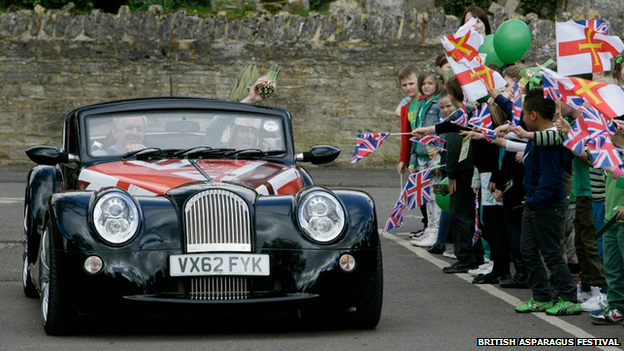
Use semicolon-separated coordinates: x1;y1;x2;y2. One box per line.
493;19;532;64
435;177;450;212
479;34;504;67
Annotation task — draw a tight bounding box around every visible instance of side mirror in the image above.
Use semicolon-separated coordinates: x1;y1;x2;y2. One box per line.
25;146;78;166
296;145;341;165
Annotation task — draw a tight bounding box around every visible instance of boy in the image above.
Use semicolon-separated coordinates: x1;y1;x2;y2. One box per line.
515;89;581;315
396;65;428;236
590;128;624;325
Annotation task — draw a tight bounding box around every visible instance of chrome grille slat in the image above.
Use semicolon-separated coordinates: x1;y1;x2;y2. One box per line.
184;189;252;300
189;277;252;300
184;189;251;252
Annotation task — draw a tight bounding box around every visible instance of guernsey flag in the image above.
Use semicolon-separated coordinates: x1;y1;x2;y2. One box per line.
541;66;624;118
441;17;483;64
448;56;507;102
556;20;624;76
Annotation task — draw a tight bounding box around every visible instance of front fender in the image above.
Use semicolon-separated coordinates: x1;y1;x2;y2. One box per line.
47;191;183;252
25;165;62;260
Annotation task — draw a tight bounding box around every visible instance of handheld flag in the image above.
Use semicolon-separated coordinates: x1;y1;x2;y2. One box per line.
540;66;624;118
511;81;522;127
350;133;389;163
441;17;484;63
573;19;609;35
384;169;433;232
448;56;507;102
472;194;482;246
469;103;493;130
556;20;624;76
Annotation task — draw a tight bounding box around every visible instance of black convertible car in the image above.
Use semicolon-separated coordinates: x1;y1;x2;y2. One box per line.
22;97;382;334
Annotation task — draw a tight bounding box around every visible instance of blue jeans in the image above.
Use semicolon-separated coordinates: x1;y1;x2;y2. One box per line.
592;199;605;261
434;210;450;247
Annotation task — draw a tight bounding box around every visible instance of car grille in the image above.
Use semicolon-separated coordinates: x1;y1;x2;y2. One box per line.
184;189;253;300
190;276;250;300
184;189;252;253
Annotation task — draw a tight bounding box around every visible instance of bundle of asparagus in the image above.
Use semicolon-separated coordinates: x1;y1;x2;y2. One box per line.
256;64;281;99
227;64;260;102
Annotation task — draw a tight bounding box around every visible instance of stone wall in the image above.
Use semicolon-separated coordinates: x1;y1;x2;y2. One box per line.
0;4;622;167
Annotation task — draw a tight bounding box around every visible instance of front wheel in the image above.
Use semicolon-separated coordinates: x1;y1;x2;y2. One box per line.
40;219;77;335
349;242;383;329
23;205;38;298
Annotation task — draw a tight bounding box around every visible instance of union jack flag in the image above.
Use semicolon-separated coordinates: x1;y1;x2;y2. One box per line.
450;107;468;128
512;81;522;127
541;70;583;108
383;169;433;232
410;135;445;146
587;138;622;169
581;105;615;138
542;73;561;101
350;133;389;163
469;123;497;142
472;194;481;246
573;19;609;35
563;118;589;155
404;169;433;211
469;103;492;130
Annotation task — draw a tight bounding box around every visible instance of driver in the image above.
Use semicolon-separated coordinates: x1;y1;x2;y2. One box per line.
92;116;147;155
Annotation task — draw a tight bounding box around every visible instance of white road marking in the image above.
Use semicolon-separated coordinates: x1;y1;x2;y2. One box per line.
383;231;622;351
0;198;22;204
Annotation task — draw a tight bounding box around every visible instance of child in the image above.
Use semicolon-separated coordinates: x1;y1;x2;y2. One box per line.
396;65;428;235
409;69;446;248
515;89;581;315
591;128;624;325
412;76;484;272
427;89;454;255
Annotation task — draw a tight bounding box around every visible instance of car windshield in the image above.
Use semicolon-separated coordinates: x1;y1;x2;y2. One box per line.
85;111;286;158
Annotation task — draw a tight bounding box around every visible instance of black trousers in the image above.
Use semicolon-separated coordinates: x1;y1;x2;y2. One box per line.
450;169;484;265
522;198;577;302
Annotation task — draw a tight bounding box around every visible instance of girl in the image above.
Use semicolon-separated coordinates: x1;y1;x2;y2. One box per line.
409;69;446;248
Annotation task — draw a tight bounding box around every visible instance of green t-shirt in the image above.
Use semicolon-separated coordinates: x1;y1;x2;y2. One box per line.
605;175;624;222
573;158;592;197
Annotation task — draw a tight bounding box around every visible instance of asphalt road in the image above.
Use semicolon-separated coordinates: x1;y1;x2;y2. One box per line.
0;166;622;351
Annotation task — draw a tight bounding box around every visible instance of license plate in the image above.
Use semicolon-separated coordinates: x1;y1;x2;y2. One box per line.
169;253;270;277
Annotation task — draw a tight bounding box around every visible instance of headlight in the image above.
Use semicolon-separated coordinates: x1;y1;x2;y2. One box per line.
93;191;140;245
298;190;345;243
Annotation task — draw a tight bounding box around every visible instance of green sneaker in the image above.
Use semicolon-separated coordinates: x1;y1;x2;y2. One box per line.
545;299;582;316
516;299;553;313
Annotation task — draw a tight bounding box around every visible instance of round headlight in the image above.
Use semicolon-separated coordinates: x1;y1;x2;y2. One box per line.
298;191;345;243
93;192;140;245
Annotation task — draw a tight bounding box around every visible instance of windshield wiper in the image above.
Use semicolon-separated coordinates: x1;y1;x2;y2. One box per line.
122;147;162;160
226;149;287;157
174;146;213;157
180;147;236;158
122;148;182;160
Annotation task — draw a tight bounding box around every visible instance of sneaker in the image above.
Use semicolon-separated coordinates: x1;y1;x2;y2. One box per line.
545;299;582;316
590;306;624;325
409;229;424;239
578;285;603;303
515;299;553;313
442;251;457;259
410;231;436;247
581;293;608;312
468;261;493;277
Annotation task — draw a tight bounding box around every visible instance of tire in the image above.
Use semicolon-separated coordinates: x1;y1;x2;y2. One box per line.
40;219;76;335
350;241;383;329
22;204;39;298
